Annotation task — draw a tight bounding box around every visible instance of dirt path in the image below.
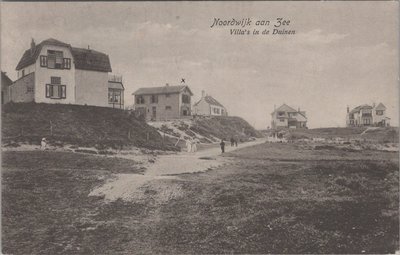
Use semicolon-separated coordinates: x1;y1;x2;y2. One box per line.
89;139;266;202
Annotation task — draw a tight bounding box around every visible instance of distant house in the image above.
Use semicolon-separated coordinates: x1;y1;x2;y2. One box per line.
108;74;124;109
193;91;227;116
132;84;193;121
9;38;122;108
346;103;390;127
271;104;307;129
1;71;13;104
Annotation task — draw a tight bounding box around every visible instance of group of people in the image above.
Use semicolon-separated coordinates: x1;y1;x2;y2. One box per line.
220;136;239;153
186;138;199;152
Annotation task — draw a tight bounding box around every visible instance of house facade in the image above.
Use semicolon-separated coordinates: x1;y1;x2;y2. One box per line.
1;71;13;104
346;103;390;127
193;91;227;116
9;38;122;108
271;104;307;129
133;84;193;121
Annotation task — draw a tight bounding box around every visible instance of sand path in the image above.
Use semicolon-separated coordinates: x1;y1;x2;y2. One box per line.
89;139;266;202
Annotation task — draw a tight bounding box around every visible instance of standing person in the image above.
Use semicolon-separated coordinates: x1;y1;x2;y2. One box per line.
40;138;47;150
230;137;235;147
186;139;192;153
191;138;198;152
234;138;238;147
220;139;225;153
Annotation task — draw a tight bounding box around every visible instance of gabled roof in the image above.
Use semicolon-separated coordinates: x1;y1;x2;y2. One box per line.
194;95;225;108
271;104;298;114
132;85;193;96
349;104;373;114
375;103;386;110
16;38;112;72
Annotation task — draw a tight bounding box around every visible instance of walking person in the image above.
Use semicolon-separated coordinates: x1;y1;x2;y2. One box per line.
220;139;225;153
230;137;235;147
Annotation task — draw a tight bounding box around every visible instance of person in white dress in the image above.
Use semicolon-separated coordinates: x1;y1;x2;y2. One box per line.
191;138;198;152
186;139;192;152
40;138;47;150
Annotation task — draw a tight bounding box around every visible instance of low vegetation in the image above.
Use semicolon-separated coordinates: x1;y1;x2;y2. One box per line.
2;102;177;150
190;116;263;141
2;142;398;254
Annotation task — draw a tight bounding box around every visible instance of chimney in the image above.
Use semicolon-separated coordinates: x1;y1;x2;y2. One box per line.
30;38;36;55
201;90;205;98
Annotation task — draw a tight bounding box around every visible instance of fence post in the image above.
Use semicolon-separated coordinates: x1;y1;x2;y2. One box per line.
50;120;53;136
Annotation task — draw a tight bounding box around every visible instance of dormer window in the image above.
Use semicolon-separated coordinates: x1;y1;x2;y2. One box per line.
47;50;64;69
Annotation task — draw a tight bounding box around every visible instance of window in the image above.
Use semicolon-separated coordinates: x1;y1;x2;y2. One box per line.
376;110;383;116
47;50;64;69
213;108;220;114
40;56;47;67
108;89;122;104
136;95;145;104
46;84;66;99
165;106;172;110
51;77;61;85
182;94;191;104
63;58;71;69
26;86;34;93
151;95;158;103
280;119;285;122
278;111;285;117
22;70;25;77
46;77;66;99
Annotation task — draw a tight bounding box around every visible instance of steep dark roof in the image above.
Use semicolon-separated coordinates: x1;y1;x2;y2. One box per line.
71;47;112;72
132;85;193;96
194;95;225;108
16;38;112;72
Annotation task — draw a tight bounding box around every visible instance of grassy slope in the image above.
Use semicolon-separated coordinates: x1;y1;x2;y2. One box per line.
2;102;176;150
2;143;398;254
190;116;263;142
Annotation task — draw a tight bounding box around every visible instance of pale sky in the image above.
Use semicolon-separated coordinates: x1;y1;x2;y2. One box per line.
1;2;398;128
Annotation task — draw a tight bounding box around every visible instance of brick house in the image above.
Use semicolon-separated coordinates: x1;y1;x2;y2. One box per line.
193;91;228;116
271;104;307;129
132;84;193;121
9;38;123;108
346;103;390;127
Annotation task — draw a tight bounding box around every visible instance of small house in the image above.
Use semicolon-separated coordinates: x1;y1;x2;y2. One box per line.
193;91;227;116
271;104;307;129
132;84;193;121
346;103;390;127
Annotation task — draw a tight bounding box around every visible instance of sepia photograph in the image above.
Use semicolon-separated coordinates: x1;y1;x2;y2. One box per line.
1;1;399;254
